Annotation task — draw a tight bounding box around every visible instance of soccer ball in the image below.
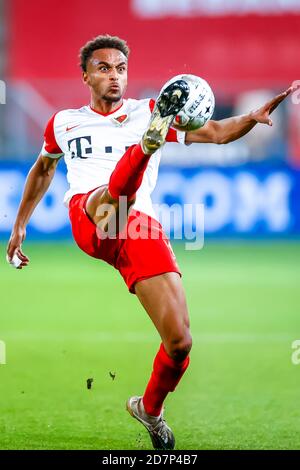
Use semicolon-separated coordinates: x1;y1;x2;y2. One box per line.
165;74;215;131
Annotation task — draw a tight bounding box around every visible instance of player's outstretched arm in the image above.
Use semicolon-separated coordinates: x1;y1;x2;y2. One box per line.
185;84;298;145
7;155;60;269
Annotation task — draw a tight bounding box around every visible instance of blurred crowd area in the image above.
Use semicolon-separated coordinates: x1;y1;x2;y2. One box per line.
0;0;299;167
0;0;300;239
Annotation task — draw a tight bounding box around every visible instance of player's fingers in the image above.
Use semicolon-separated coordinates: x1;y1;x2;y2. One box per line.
268;87;294;113
15;258;29;269
19;261;29;268
17;253;29;266
6;243;17;261
18;246;29;261
267;90;289;109
286;83;300;95
269;85;300;108
20;257;30;264
279;86;293;97
16;264;25;270
262;118;272;126
286;86;294;95
269;92;287;108
17;248;29;262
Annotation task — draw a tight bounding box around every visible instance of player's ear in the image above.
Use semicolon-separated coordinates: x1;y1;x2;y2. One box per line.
82;71;90;86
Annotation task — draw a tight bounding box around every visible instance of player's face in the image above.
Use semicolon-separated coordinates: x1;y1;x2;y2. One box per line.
83;48;128;103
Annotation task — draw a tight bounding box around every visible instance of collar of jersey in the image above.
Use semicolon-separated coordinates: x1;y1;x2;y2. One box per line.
89;102;124;117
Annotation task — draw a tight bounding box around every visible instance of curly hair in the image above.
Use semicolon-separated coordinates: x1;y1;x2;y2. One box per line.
79;34;130;71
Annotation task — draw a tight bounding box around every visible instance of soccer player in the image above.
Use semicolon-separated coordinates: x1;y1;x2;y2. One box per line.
7;35;294;450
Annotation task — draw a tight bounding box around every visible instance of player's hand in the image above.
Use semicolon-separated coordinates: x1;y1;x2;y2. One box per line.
250;83;300;126
6;227;30;269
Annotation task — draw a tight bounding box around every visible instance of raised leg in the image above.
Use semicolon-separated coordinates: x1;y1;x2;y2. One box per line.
85;143;151;233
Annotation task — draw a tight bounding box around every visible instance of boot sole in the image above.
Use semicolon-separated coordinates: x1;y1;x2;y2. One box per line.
142;80;189;153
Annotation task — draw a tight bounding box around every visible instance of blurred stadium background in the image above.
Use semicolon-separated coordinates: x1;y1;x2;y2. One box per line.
1;0;300;450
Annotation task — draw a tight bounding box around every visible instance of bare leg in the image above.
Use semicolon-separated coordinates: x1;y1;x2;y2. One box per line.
86;185;134;233
126;272;191;450
135;272;192;361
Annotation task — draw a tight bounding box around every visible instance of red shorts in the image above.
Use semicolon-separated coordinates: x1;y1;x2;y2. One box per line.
69;189;181;293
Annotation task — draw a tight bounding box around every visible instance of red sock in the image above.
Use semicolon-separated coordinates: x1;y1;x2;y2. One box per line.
108;144;151;201
142;343;190;417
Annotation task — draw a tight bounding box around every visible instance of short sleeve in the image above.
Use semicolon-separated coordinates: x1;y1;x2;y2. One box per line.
148;99;187;145
40;113;64;158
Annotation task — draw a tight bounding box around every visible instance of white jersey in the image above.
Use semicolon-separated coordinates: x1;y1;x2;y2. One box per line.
41;98;185;219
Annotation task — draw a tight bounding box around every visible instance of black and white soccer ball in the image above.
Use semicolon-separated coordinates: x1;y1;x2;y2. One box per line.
164;74;215;131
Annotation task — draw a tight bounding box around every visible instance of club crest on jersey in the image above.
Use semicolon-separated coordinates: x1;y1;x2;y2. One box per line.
111;114;129;126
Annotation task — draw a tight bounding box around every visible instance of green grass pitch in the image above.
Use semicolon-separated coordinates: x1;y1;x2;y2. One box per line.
0;241;300;450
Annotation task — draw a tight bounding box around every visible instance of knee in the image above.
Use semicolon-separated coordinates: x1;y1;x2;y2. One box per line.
166;333;192;362
107;188;136;207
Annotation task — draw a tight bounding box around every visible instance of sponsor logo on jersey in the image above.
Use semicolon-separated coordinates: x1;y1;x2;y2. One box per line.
68;136;92;158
